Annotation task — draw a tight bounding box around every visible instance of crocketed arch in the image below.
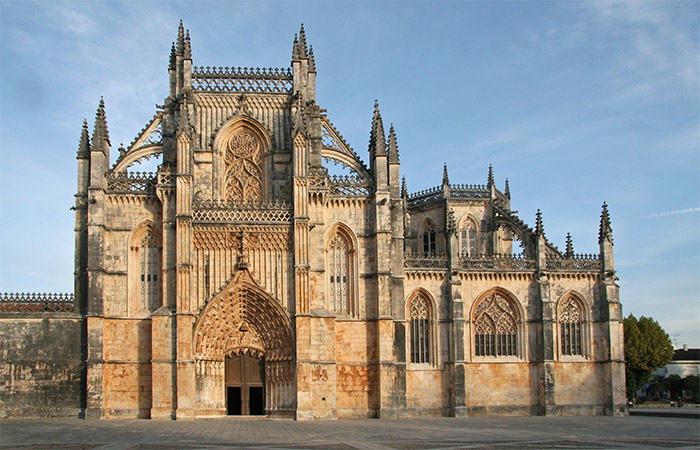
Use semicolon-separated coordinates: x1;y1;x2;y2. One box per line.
471;288;524;358
325;222;359;316
458;214;479;257
213;116;272;203
127;220;162;313
406;288;437;365
557;291;589;358
193;268;293;362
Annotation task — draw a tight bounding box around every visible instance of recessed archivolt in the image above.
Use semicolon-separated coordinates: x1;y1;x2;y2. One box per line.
193;268;293;362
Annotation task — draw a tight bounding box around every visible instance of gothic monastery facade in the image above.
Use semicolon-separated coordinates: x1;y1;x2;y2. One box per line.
0;23;625;419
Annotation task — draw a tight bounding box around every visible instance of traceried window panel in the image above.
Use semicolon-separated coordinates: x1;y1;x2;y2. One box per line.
559;295;584;356
409;294;432;364
328;233;349;314
460;220;477;257
473;292;519;357
223;132;263;203
422;221;436;255
140;232;160;311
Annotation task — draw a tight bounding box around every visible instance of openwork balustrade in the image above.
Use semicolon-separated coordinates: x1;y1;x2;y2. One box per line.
545;254;600;271
192;66;293;93
192;200;292;224
329;174;371;196
0;293;74;313
403;252;448;270
459;254;535;271
407;186;443;207
450;184;489;199
107;171;157;194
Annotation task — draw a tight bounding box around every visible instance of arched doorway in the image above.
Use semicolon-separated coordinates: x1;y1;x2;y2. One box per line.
193;268;295;417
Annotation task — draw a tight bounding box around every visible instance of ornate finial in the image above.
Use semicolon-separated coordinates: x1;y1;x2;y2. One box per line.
92;97;110;150
442;163;449;185
387;124;399;163
184;30;191;59
487;164;494;186
565;232;574;257
504;178;510;198
401;176;407;199
369;100;386;157
176;20;185;56
117;142;126;158
535;209;544;236
308;45;316;72
169;43;176;70
599;202;613;244
77;119;90;159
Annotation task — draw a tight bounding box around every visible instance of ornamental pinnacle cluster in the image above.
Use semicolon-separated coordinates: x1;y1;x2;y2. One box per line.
0;23;625;420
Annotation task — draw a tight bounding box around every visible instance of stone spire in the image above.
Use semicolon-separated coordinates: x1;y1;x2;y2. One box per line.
293;24;309;60
442;163;450;185
308;45;316;72
176;20;185;56
77;119;90;159
598;202;613;244
487;164;494;187
504;178;510;198
387;124;399;164
535;209;544;237
565;232;574;257
369;100;386;158
184;29;192;59
91;97;110;153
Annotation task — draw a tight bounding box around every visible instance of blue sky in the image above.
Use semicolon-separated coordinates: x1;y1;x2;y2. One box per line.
1;1;698;346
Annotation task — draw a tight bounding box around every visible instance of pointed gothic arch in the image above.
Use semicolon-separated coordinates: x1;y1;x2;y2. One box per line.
405;288;438;366
127;220;162;314
213;115;272;203
470;287;525;359
192;268;295;416
421;219;437;255
458;214;479;257
324;222;359;317
557;291;591;358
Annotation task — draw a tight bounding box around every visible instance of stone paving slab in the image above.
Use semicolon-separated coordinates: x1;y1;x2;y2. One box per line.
1;416;699;450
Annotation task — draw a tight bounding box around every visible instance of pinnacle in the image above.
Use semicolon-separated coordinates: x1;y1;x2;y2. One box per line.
369;100;386;157
308;45;316;72
442;163;449;185
504;178;510;198
535;209;545;236
598;202;613;244
176;20;185;56
169;43;176;70
297;24;308;59
487;164;494;186
565;232;574;257
77;119;90;159
92;97;110;149
184;30;192;59
401;176;407;198
387;124;399;163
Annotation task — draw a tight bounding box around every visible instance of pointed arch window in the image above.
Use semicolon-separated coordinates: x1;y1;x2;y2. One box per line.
559;295;585;356
139;232;160;311
408;293;432;364
460;220;477;257
473;292;519;357
328;233;349;313
422;221;436;255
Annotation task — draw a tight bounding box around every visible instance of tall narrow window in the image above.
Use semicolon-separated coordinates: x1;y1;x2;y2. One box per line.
460;221;477;257
422;221;436;255
409;294;431;364
328;234;349;313
560;296;584;356
140;232;159;311
474;292;519;357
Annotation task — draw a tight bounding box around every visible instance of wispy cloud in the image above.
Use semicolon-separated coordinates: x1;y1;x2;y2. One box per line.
640;207;700;219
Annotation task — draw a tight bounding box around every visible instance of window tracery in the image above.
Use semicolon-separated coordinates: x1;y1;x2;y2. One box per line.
559;295;584;356
422;221;436;255
409;294;431;364
328;233;349;313
139;232;160;311
223;132;263;203
473;292;519;357
460;220;477;257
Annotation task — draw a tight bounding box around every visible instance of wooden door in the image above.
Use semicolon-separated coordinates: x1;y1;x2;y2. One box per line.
225;354;265;415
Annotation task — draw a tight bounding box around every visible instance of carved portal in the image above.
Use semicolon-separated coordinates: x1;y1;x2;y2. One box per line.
223;132;263;203
193;268;294;416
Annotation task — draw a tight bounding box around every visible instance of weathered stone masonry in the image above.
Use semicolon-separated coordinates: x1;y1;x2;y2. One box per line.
0;23;625;419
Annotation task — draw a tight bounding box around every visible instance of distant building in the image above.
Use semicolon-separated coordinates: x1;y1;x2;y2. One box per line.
0;23;626;419
655;346;700;378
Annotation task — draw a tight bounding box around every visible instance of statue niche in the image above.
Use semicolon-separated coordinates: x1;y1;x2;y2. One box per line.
223;132;264;203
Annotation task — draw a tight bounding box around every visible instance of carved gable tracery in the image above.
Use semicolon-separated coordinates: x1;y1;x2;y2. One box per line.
223;132;264;202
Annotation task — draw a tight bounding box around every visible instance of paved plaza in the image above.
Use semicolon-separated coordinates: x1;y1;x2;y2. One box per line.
1;414;699;450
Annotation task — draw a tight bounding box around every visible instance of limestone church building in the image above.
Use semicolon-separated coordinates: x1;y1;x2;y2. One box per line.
1;23;626;420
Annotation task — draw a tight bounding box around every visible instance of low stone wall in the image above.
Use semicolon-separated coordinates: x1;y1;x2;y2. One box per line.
0;314;83;418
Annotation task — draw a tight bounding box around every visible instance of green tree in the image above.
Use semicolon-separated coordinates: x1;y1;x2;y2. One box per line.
623;314;674;400
664;374;683;399
683;375;699;403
